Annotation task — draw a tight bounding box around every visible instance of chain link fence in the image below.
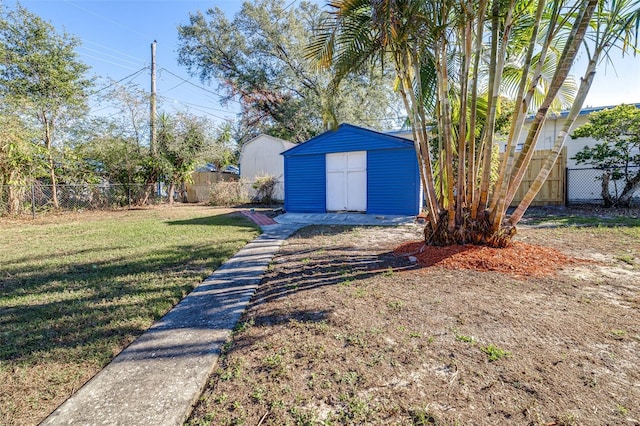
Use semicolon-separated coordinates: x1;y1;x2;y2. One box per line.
0;183;161;217
14;170;636;214
567;166;640;206
1;179;286;217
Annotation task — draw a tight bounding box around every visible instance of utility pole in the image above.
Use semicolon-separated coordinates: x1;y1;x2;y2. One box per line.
150;40;157;155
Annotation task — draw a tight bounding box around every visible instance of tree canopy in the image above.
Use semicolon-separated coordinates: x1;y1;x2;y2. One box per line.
0;5;93;207
572;104;640;207
177;0;402;143
0;4;246;213
157;112;209;204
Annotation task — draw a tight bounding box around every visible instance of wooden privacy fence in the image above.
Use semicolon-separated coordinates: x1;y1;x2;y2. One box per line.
502;148;566;207
186;172;238;203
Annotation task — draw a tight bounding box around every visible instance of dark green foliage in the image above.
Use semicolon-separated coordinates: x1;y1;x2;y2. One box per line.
157;112;209;204
0;6;92;108
571;104;640;207
0;5;92;207
177;0;399;143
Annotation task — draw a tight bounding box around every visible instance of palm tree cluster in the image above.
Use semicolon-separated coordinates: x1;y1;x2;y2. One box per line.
309;0;640;247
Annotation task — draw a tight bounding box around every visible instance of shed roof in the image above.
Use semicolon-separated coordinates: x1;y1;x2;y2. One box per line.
241;134;296;156
282;123;415;157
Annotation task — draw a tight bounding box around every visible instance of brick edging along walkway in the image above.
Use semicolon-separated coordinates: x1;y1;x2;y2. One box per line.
241;210;278;226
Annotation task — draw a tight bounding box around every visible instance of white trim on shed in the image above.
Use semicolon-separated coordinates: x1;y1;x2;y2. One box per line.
326;151;367;212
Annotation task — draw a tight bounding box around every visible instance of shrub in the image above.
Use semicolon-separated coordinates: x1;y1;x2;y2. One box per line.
252;175;278;204
209;181;249;206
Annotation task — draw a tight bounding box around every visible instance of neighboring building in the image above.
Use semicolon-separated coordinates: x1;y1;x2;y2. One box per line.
238;134;296;201
386;128;415;140
195;163;239;174
509;103;640;204
502;103;638;167
282;124;421;215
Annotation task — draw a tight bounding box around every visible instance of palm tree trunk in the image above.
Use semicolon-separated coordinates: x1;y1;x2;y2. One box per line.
398;50;440;226
456;7;472;224
489;0;547;228
475;0;503;218
499;0;571;210
435;41;456;231
508;51;596;224
467;0;488;219
504;0;598;211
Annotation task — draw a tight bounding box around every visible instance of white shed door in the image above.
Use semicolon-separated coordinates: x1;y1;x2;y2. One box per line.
326;151;367;211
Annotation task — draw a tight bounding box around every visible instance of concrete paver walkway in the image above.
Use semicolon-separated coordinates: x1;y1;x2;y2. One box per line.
42;213;410;425
42;223;301;426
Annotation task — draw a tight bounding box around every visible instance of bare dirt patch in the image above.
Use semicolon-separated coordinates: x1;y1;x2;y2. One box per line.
189;221;640;425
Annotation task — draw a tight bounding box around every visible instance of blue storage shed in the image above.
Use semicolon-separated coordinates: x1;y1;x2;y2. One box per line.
282;124;421;215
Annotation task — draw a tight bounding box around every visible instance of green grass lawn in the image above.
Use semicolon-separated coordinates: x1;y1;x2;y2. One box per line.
0;205;259;425
526;213;640;228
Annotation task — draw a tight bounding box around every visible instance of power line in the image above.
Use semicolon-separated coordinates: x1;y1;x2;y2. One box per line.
158;67;241;104
62;0;153;41
158;67;399;125
90;66;149;96
163;79;188;94
81;52;143;72
160;97;234;121
159;97;238;115
158;72;230;107
162;77;227;106
83;39;144;63
79;45;145;68
88;104;116;114
283;0;298;11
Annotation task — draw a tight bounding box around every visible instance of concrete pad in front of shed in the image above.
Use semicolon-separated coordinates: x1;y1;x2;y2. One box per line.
273;212;415;226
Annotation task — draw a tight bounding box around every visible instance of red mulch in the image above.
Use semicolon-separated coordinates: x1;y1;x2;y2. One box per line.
394;241;586;278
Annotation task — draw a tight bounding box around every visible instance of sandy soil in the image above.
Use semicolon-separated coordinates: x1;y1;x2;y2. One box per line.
188;218;640;425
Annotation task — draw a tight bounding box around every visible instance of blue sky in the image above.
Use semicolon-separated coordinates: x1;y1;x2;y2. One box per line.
9;0;246;123
6;0;640;127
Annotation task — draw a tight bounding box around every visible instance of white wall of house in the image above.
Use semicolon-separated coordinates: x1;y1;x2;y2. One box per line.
511;104;639;167
513;113;594;169
239;134;296;201
504;112;604;203
511;104;640;203
387;129;414;140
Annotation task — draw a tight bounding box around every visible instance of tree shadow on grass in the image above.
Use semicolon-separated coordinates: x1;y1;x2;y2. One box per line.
0;241;250;364
0;247;129;270
255;250;416;306
166;212;257;229
240;225;420;323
